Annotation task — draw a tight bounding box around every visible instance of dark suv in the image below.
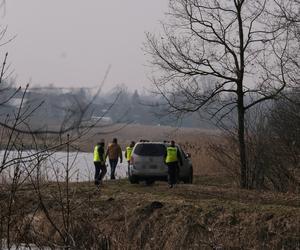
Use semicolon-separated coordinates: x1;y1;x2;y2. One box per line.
128;141;193;185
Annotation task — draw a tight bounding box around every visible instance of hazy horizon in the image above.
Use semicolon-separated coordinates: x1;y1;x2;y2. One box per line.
1;0;168;92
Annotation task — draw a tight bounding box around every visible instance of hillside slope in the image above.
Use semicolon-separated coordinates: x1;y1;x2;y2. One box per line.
2;177;300;249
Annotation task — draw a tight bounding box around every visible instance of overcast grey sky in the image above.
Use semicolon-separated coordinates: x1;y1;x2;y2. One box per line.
1;0;168;92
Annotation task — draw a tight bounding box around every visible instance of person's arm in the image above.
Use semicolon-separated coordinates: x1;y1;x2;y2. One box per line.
105;148;109;161
118;145;123;163
177;148;183;166
124;148;127;159
99;147;105;163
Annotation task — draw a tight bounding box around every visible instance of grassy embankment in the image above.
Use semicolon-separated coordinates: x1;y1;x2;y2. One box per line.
1;176;299;249
1;124;299;248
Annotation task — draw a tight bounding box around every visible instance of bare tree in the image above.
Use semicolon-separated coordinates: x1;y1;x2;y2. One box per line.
145;0;298;188
0;3;127;248
271;0;300;94
0;38;122;249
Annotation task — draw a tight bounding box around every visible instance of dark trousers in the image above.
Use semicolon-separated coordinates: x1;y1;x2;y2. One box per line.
109;159;118;179
167;162;179;185
127;161;130;176
94;162;107;185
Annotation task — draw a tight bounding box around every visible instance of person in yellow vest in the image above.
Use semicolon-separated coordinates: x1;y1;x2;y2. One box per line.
93;139;107;187
125;141;135;175
164;140;183;188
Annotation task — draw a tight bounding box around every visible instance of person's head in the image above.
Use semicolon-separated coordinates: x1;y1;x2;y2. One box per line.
130;141;135;147
112;138;118;144
171;140;175;147
98;139;105;147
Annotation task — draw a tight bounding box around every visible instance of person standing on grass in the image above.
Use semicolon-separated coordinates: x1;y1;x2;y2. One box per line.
165;140;183;188
125;141;135;175
93;139;107;187
105;138;123;179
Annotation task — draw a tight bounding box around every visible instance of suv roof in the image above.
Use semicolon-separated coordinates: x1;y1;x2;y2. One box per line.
136;141;178;145
133;141;181;157
133;142;166;157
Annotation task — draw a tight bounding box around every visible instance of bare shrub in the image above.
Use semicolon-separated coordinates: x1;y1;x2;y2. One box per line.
209;92;300;192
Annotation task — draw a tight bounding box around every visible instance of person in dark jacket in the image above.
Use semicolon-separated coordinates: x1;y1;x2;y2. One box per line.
93;139;107;187
164;140;183;188
105;138;123;179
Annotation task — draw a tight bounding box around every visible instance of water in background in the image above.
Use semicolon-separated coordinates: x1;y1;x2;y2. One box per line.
0;150;127;183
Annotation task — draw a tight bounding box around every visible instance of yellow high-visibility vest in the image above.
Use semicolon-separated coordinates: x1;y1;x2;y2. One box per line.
126;146;133;161
165;146;178;163
94;145;104;163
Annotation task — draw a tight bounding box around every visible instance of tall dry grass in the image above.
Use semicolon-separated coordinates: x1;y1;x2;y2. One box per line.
1;124;226;177
75;124;224;176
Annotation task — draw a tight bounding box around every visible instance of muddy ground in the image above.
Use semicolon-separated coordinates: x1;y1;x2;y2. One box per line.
1;176;299;249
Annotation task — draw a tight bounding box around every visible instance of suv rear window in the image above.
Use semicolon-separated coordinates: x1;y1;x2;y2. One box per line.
133;144;166;156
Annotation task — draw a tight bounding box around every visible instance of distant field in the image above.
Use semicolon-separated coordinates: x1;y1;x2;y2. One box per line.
1;123;225;177
75;123;224;177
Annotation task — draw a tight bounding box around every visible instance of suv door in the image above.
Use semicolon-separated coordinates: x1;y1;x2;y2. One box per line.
177;146;193;183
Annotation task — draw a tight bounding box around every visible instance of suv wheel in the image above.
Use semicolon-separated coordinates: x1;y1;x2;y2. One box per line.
129;175;139;184
145;179;155;186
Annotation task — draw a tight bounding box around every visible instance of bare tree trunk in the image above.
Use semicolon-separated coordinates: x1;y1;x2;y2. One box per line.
237;2;247;189
237;95;247;189
65;134;70;249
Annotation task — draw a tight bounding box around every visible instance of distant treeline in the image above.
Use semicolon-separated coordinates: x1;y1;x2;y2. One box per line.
2;82;298;130
1;83;215;128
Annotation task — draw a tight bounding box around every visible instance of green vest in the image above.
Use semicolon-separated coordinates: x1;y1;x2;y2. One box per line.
165;147;178;163
94;145;104;163
126;146;133;161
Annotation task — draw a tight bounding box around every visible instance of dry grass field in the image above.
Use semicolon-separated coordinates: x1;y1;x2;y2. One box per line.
1;179;299;249
0;123;230;179
1;124;299;249
75;124;224;176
